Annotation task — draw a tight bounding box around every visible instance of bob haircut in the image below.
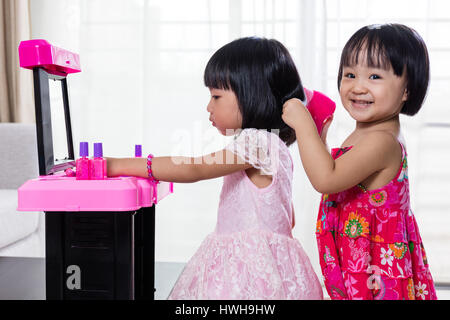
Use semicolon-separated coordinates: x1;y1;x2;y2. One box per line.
204;37;304;146
337;23;430;116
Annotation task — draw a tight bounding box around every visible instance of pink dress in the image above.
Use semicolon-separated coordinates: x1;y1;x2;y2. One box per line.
169;128;323;300
316;143;437;300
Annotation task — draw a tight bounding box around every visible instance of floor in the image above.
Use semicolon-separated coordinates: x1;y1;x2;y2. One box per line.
154;262;185;299
0;257;449;300
0;257;184;300
0;257;45;300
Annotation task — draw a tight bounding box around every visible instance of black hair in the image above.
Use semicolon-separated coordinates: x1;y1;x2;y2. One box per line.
337;23;430;116
204;37;304;146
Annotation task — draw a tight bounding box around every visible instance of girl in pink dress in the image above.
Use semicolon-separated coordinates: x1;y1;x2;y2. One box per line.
282;24;437;300
107;37;323;300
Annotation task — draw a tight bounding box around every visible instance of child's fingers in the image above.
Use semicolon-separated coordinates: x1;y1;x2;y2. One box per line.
282;99;293;110
282;99;296;115
323;114;333;126
282;104;290;118
320;115;333;142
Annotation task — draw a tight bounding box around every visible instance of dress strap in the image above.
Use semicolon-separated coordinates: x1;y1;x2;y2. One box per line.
397;137;407;161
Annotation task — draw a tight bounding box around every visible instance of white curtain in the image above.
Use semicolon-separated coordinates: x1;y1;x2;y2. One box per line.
30;0;450;283
0;0;34;123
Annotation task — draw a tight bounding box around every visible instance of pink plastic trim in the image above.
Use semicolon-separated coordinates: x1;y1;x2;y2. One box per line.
18;39;81;76
17;174;173;212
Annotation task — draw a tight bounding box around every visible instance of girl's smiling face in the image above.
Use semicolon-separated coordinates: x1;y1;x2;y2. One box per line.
339;57;408;124
207;88;242;135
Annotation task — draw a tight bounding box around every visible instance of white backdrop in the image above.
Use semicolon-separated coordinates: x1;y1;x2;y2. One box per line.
30;0;450;283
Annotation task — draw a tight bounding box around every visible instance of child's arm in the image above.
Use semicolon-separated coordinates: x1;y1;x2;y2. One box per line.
107;150;253;183
282;98;400;194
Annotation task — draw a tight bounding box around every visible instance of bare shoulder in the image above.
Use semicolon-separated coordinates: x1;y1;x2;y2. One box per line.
354;130;402;166
355;130;399;149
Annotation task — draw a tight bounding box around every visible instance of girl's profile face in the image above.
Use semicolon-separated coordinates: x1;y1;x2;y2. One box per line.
339;55;408;124
207;88;242;135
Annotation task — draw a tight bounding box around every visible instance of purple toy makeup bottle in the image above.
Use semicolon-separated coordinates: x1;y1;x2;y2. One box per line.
135;144;142;158
91;142;107;180
76;142;90;180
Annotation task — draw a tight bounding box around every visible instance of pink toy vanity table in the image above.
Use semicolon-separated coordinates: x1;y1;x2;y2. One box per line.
17;40;172;300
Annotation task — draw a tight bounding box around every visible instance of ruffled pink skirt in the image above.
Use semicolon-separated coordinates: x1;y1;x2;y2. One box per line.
168;229;323;300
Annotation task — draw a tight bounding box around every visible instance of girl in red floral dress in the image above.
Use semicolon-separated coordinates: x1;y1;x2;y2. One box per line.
282;23;437;300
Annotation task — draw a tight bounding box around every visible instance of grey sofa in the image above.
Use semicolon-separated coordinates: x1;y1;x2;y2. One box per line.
0;123;44;257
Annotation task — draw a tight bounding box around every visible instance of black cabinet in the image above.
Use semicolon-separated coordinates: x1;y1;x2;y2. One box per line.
45;206;155;300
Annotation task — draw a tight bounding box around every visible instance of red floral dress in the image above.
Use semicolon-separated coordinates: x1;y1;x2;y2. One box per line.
316;144;437;300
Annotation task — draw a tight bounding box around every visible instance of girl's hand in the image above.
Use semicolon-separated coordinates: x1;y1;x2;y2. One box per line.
320;115;333;144
282;98;309;131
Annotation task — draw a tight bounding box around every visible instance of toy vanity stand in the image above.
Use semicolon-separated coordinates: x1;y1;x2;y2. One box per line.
17;39;173;300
